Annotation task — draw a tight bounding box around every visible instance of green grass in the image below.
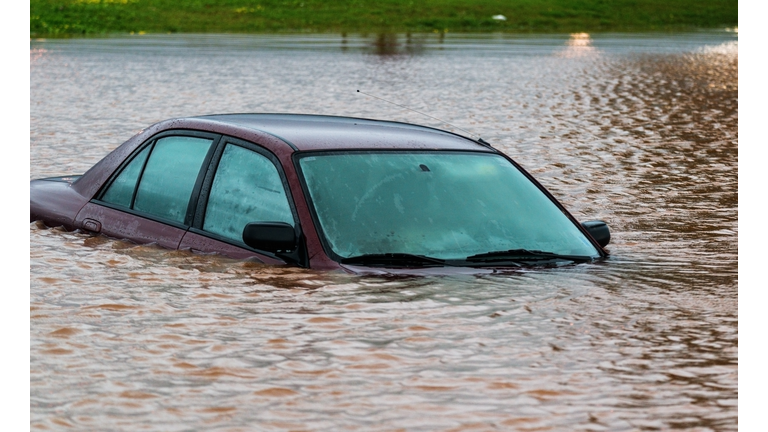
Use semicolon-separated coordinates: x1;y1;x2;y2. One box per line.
31;0;737;37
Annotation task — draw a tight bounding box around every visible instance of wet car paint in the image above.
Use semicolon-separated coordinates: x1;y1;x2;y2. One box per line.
30;114;608;273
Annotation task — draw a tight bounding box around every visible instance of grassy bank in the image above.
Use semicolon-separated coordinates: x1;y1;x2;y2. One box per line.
31;0;737;37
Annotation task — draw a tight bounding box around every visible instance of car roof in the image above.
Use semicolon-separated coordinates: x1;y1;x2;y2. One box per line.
192;113;493;152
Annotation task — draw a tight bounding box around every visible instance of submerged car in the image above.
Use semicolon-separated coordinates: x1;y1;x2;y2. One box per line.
30;114;610;273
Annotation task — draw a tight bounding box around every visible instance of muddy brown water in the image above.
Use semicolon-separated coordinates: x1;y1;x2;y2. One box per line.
30;32;737;431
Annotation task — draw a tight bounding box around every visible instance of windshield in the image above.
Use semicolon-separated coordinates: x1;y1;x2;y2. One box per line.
298;151;600;261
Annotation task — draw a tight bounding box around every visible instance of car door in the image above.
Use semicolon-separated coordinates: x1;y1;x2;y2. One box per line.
75;132;218;250
178;137;299;265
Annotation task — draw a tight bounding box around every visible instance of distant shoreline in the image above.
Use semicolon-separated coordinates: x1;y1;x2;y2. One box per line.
31;0;737;37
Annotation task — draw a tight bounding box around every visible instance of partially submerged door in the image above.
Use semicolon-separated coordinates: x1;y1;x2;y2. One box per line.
179;138;299;265
76;133;217;250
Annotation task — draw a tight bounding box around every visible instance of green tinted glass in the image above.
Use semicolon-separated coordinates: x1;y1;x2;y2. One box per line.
101;145;150;207
203;144;294;242
134;136;213;223
300;152;599;260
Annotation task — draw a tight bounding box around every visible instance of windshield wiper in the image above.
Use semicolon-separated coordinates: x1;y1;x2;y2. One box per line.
340;253;448;267
340;250;592;268
465;249;592;263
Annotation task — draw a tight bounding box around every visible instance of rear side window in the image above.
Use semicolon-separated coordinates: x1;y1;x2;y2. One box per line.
101;135;214;224
203;144;294;243
101;145;150;207
134;137;212;223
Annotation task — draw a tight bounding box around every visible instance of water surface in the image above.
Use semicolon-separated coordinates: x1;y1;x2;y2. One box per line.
31;32;737;431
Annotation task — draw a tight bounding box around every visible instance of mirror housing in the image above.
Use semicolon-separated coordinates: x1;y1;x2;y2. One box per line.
242;222;297;253
581;220;610;248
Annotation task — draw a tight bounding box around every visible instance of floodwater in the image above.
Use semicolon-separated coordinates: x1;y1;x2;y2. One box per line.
30;32;738;430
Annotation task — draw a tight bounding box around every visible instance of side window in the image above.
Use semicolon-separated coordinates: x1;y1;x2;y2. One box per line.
203;144;294;243
101;135;214;224
101;144;150;207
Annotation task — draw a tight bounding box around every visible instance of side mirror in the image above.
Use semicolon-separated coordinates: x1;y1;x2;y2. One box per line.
242;222;297;253
581;220;610;248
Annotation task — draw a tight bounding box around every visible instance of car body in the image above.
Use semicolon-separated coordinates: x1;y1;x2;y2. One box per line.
30;114;610;274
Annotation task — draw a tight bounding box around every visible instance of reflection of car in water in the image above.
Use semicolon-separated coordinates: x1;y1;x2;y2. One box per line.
30;114;610;274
